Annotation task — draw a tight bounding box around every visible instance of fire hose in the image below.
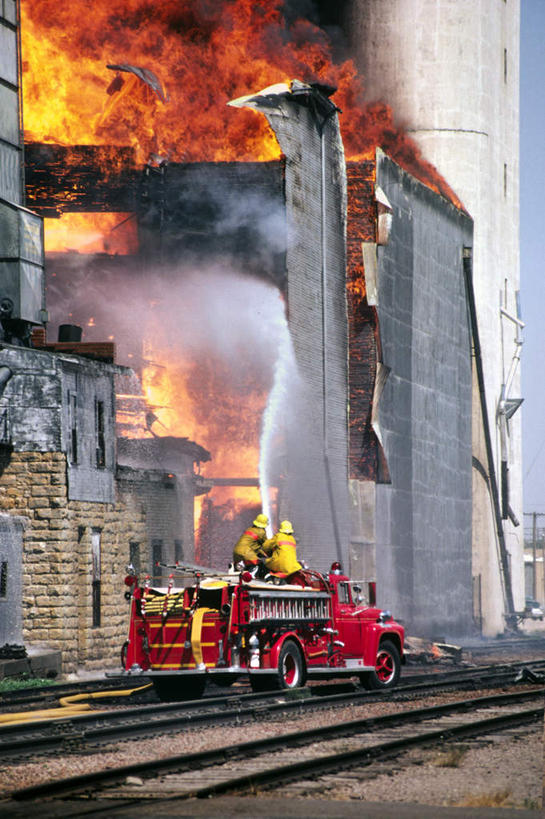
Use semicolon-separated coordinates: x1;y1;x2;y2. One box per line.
0;683;152;726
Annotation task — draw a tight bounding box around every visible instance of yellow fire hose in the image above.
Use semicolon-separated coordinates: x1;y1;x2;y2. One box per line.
0;683;152;726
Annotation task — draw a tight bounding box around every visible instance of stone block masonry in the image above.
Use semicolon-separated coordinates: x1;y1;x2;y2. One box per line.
0;450;147;674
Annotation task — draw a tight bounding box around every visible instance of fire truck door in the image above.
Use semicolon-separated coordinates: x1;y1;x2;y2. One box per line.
335;581;363;658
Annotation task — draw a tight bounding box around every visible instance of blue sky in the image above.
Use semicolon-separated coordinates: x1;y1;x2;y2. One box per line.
520;0;545;513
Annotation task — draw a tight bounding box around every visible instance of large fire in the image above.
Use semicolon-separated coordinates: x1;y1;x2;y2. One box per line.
21;0;462;205
21;0;464;562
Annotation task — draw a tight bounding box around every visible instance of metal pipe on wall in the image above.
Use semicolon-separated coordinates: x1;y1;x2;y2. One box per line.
462;247;516;622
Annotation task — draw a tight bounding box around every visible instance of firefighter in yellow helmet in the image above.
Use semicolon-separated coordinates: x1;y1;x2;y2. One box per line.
263;520;302;575
233;513;270;567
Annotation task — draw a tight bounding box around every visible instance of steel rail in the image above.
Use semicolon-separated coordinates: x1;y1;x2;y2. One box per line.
184;703;543;802
9;688;543;803
1;636;542;709
1;660;544;758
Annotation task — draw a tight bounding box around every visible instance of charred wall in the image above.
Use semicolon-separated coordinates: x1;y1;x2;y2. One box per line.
346;160;380;480
373;151;473;637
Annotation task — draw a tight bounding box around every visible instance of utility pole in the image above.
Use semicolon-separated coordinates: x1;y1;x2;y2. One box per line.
532;512;537;600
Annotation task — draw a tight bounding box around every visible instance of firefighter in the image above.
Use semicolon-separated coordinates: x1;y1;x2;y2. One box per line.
233;513;270;567
263;520;302;576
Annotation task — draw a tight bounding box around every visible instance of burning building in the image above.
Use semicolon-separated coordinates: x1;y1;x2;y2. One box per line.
0;0;523;673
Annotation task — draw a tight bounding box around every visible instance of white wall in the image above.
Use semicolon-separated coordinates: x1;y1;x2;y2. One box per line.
347;0;522;634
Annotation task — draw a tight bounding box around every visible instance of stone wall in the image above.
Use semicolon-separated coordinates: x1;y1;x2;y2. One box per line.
0;449;147;673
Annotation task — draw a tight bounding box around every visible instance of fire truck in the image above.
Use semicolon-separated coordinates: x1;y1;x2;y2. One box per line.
118;563;405;701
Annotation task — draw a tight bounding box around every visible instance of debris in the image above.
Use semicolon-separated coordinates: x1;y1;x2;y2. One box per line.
106;63;168;103
514;666;544;684
404;636;462;665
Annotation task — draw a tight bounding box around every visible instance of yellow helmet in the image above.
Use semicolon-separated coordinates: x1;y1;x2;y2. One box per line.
253;513;269;528
279;520;293;534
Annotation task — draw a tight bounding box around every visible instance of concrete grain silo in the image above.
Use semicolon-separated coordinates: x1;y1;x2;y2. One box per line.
345;0;523;634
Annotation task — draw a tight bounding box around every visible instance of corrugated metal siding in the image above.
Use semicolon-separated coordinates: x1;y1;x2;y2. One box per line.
375;151;473;637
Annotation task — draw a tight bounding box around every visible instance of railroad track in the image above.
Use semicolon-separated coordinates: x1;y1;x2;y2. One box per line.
2;634;542;712
1;659;543;759
8;687;543;809
0;676;155;711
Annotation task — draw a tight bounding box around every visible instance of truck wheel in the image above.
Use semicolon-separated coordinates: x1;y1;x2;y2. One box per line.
276;639;305;690
249;641;306;692
152;675;206;702
359;640;401;690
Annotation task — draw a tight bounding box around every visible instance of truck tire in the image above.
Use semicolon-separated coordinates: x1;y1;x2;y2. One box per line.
359;639;401;690
250;639;306;692
276;639;306;690
152;675;206;702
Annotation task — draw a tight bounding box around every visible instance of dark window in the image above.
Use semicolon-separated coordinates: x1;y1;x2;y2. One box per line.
69;391;78;464
92;529;101;627
174;539;183;564
152;540;163;568
129;542;140;575
0;562;7;597
92;581;101;627
95;399;106;468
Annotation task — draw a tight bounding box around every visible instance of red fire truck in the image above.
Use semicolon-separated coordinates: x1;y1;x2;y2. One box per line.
119;563;405;701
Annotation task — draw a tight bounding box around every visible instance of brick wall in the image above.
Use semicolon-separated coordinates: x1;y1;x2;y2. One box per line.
0;450;147;673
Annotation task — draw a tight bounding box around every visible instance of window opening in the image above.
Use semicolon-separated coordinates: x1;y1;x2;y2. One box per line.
0;562;7;598
69;391;78;464
152;539;163;580
129;541;140;575
92;529;101;627
95;399;106;468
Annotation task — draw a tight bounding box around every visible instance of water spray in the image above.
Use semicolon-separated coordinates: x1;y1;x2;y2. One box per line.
258;314;296;535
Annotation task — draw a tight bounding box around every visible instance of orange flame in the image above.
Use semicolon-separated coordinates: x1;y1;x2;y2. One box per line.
44;213;138;254
21;0;463;205
141;336;265;563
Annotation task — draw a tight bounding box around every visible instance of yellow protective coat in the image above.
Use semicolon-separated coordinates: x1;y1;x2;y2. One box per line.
264;533;301;574
233;526;267;564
